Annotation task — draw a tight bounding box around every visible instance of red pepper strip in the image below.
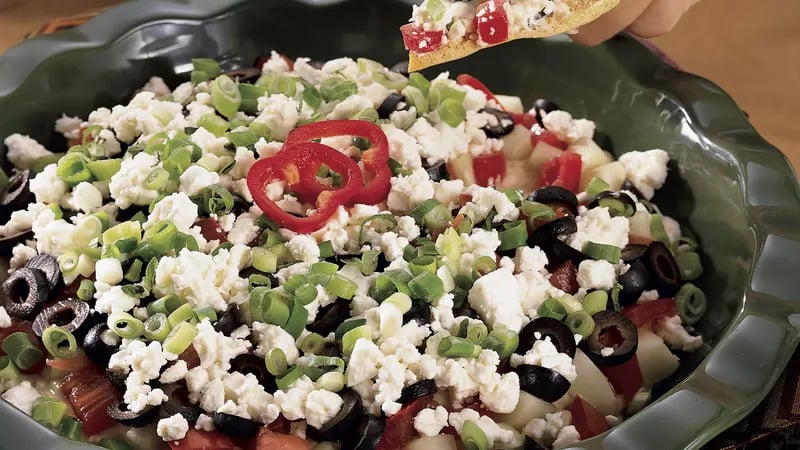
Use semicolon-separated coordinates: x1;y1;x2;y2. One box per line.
247;142;363;233
285;120;391;205
456;73;536;127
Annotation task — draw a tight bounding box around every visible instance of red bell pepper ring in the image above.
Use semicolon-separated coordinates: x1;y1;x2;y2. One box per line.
285;119;391;205
247;142;363;233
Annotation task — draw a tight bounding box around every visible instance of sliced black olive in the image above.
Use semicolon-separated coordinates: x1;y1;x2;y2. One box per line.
28;253;64;293
618;260;649;307
316;344;342;358
224;67;261;83
529;216;577;244
83;322;119;367
0;230;34;255
580;310;638;366
161;384;203;423
1;267;49;319
390;61;410;77
107;369;127;391
480;107;515;138
398;379;436;405
621;180;646;200
32;299;91;338
328;254;389;272
644;241;681;293
592;131;614;152
213;412;260;439
546;239;589;267
0;169;33;223
230;353;277;393
516;365;571;403
423;160;448;182
517;317;576;358
308;299;351;336
349;414;385;450
116;205;148;223
377;93;406;119
452;306;479;320
107;399;160;427
621;244;648;263
525;437;547;450
527;186;578;216
309;389;362;441
403;298;431;326
213;309;240;336
587;191;636;218
533;99;560;126
231;194;250;216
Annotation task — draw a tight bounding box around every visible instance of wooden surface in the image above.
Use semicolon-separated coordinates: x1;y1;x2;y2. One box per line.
0;0;797;173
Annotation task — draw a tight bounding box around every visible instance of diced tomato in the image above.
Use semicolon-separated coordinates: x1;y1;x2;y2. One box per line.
628;234;654;246
46;352;93;372
62;368;121;435
569;395;610;439
266;415;292;434
530;124;568;151
548;260;578;294
622;298;678;329
598;355;644;403
400;24;445;54
472;151;506;187
512;112;537;129
196;218;228;243
170;429;237;450
537;152;582;193
247;428;310;450
376;395;438;450
474;0;509;45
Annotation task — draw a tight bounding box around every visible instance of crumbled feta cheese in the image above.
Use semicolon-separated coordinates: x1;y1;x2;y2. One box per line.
618;150;670;200
273;376;316;420
109;152;161;209
252;322;300;364
542;110;595;144
304;390;343;429
524;412;579;449
515;246;549;274
160;361;189;384
576;259;617;290
157;414;189;441
255;94;300;141
95;258;124;285
261;51;291;74
638;289;660;302
433;179;465;209
66;182;104;213
3;134;54;169
94;285;139;314
142;76;171;97
566;206;629;252
510;337;577;382
0;307;11;329
384;126;422;169
286;234;321;262
29;164;68;204
414;406;450;437
1;381;41;414
54;115;82;140
468;268;527;332
179;164;220;196
448;408;514;448
195;414;215;431
654;315;703;352
9;244;37;270
386;168;436;214
346;339;384;387
461;184;520;223
227;213;260;245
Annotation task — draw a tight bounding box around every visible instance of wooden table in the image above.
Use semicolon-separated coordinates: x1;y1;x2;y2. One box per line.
0;0;798;173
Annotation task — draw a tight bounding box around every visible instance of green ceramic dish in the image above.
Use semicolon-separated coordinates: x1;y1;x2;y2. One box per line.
1;0;799;449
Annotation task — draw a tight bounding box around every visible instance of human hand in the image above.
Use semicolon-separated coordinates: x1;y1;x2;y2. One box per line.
570;0;702;45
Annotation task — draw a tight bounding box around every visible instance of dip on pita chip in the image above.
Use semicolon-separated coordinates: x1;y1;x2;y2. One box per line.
402;0;620;72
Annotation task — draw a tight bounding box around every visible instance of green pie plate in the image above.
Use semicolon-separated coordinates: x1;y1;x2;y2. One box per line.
1;1;799;449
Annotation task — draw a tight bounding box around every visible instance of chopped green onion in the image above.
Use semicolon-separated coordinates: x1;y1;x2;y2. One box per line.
310;262;338;276
409;255;437;276
193;307;218;324
408;271;445;303
252;248;278;273
199;184;234;216
352;107;379;123
320;76;358;103
59;416;83;441
335;318;367;342
143;313;172;342
124;259;143;283
324;274;358;300
257;74;298;97
249;274;273;290
566;311;596;337
411;199;452;233
86;158;122;181
301;356;345;381
265;348;288;377
466;323;488;345
98;437;133;450
401;85;428;115
473;256;496;276
284;300;308;339
426;0;447;20
192;58;222;78
677;236;699;252
140;220;177;256
610;283;623;311
360;250;381;276
163;322;198;355
317;241;335;259
481;326;519;359
315;371;345;392
521;201;556;222
41;326;77;359
226;130;259;148
284;275;309;294
438;336;481;358
359;214;398;245
249;121;272;140
238;84;268;114
0;355;21;389
383;292;412;314
408;73;430;95
299;80;323;111
143;167;169;191
32;397;67;429
498;220;528;251
676;251;703;281
503;189;523;206
29;154;63;173
586;178;610;198
77;279;95;301
583;241;622;263
556;295;583;314
342;325;372;356
276;365;305;391
599;197;635;218
650;214;670;244
676;283;707;325
372;69;408;91
294;283;319;305
111;313;145;339
298;333;326;355
262;229;284;247
582;290;608;315
371;270;412;301
168;303;195;327
192;70;209;84
461;420;489;450
211;75;242;119
130;211;147;224
56;153;93;186
428;82;466;109
537;298;567;320
1;332;43;370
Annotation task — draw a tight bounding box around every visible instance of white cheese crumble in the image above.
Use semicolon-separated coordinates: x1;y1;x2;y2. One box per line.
3;134;54;169
576;259;617;290
414;406;450;437
618;149;670;200
157;414;189;441
509;337;577;382
468;267;527;332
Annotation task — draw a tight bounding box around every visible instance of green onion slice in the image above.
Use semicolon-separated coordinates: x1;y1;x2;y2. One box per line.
211;75;242;119
1;332;43;371
42;326;78;359
675;282;707;326
438;336;481;358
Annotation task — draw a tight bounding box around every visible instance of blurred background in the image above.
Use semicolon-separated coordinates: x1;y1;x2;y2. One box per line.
0;0;797;169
